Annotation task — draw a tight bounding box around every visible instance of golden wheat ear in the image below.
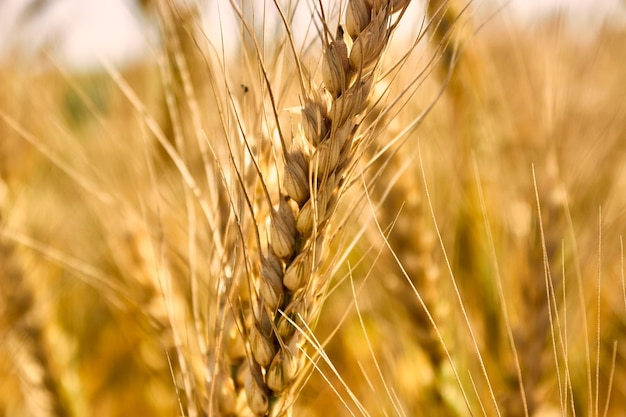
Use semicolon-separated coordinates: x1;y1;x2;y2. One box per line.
202;1;418;415
0;231;72;417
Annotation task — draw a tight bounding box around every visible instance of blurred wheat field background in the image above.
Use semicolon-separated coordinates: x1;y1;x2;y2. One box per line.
1;1;626;416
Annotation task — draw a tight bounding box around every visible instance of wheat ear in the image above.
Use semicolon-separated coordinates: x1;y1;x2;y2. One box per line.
0;233;72;417
236;1;413;415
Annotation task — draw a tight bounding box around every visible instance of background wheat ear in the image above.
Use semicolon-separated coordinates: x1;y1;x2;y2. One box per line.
0;226;72;417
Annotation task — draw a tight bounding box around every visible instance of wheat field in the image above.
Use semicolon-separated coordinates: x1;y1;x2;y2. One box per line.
1;1;625;416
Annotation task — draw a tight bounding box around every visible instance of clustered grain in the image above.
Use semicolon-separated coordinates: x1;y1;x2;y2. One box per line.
215;1;413;416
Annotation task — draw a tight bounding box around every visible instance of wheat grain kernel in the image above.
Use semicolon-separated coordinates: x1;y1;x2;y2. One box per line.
259;253;285;311
283;250;313;292
249;323;276;368
346;0;371;39
266;347;298;393
245;363;269;415
322;36;351;97
270;197;297;260
283;149;310;206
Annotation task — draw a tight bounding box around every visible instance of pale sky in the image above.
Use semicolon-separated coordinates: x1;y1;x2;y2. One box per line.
0;0;624;69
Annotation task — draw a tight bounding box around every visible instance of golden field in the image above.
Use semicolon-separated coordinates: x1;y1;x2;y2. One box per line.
0;1;625;416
